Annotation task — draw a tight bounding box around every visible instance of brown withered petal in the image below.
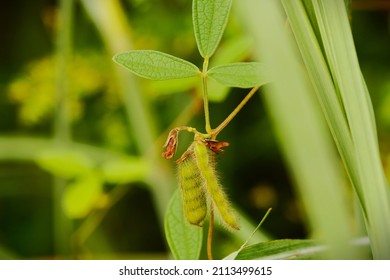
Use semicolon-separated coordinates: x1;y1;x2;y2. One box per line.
204;139;230;154
162;129;179;159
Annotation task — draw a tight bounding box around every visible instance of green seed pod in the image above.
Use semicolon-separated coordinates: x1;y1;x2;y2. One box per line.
194;140;239;230
178;144;207;226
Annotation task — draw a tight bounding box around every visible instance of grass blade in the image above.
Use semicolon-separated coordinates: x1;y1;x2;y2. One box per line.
235;239;321;260
237;0;361;259
280;0;366;209
309;0;390;259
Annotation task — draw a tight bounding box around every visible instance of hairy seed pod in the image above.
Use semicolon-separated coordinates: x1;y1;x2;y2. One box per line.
178;144;207;226
194;141;239;230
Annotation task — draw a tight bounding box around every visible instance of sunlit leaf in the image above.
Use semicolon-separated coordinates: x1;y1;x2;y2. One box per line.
280;0;390;259
238;0;361;259
208;62;269;88
234;239;321;260
62;172;103;219
164;189;203;260
193;0;232;58
102;157;148;184
308;1;390;259
36;149;94;179
113;50;200;80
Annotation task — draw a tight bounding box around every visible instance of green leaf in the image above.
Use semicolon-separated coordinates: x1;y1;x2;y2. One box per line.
113;50;200;80
238;0;364;259
193;0;232;58
102;157;148;184
62;172;103;219
208;62;269;88
36;149;94;179
208;36;255;101
164;189;203;260
235;239;321;260
308;1;390;259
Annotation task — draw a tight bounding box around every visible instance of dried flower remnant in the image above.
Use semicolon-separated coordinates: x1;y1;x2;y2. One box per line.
204;139;230;154
162;128;179;159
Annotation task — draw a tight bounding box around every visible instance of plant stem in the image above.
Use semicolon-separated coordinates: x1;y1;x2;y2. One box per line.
202;57;212;134
207;202;214;260
213;86;259;138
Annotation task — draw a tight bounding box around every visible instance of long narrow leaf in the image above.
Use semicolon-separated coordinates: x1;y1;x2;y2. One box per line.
237;0;359;259
280;1;365;211
311;0;390;259
235;239;321;260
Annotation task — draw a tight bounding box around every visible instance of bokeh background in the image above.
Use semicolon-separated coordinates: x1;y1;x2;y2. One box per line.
1;0;390;259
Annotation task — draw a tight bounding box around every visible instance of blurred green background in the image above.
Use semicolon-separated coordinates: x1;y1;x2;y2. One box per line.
1;0;390;259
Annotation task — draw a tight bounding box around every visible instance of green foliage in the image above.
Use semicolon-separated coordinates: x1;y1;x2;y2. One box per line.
208;62;269;88
36;149;94;179
234;239;320;260
3;0;389;261
62;171;103;219
306;1;390;259
281;0;390;259
102;157;149;184
7;54;107;125
192;0;232;58
113;0;266;90
102;157;148;184
113;50;200;80
36;148;149;219
113;0;270;259
164;190;203;260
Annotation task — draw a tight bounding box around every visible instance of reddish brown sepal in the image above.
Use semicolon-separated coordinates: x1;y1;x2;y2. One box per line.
162;129;179;159
204;139;230;154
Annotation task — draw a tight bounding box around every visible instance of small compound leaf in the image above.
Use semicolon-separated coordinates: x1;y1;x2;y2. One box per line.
234;239;321;260
208;62;270;88
113;50;200;80
102;157;148;184
62;172;103;219
193;0;232;58
164;189;203;260
36;149;94;179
